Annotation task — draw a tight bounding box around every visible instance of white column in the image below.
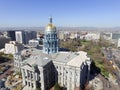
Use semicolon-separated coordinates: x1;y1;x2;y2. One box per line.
33;72;36;89
35;73;38;81
21;69;26;85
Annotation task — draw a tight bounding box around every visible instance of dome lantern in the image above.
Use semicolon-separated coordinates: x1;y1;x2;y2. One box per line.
46;17;56;32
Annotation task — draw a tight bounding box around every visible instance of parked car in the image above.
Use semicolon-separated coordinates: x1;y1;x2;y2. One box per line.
0;71;3;75
6;65;11;70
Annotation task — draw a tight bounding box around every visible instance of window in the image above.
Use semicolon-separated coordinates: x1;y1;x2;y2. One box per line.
28;82;30;86
60;77;61;81
70;84;72;90
27;70;30;77
65;82;67;86
31;83;34;88
66;71;68;73
31;72;33;78
38;76;41;81
25;81;27;85
65;76;67;80
14;62;16;66
60;72;62;75
59;67;61;70
25;76;27;78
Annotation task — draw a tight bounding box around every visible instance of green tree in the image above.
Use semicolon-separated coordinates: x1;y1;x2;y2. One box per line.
54;82;61;90
36;88;41;90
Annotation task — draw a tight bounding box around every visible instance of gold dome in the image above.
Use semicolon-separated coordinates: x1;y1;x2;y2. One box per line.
45;17;56;31
46;24;56;31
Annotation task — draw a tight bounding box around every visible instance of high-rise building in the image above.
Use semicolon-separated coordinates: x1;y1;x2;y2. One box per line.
15;30;37;44
15;31;24;44
0;36;10;49
7;31;16;41
24;31;37;44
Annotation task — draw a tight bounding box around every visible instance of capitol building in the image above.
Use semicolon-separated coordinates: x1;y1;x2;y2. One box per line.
14;18;91;90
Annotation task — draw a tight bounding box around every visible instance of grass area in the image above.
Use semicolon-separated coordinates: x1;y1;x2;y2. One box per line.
94;60;109;77
15;71;22;78
2;54;13;60
60;39;81;51
82;40;110;77
0;52;13;60
81;40;90;45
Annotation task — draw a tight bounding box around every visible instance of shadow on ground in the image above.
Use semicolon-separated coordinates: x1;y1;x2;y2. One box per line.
89;61;101;81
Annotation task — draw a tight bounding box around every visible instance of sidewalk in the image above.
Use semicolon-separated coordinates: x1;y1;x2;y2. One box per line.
5;76;22;89
89;77;103;90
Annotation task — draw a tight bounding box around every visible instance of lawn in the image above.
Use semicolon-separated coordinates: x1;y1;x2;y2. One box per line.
82;40;109;77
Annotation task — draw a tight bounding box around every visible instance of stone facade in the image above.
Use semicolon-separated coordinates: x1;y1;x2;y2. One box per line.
13;18;91;90
14;50;91;90
5;41;24;54
21;60;55;90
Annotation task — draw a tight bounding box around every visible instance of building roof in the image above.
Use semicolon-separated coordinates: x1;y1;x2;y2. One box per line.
22;48;51;67
67;51;90;67
21;48;90;68
51;52;77;63
51;51;90;67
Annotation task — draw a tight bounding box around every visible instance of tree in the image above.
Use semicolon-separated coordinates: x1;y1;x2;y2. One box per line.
36;88;41;90
54;82;61;90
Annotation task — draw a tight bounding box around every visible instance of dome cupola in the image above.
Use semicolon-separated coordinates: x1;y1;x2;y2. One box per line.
46;17;56;32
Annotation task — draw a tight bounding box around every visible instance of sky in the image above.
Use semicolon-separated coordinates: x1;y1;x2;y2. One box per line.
0;0;120;27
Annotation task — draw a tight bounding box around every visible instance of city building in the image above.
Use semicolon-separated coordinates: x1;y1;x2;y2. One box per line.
0;36;10;49
24;31;37;44
28;39;39;47
58;31;65;40
69;32;80;39
109;33;120;45
4;41;24;54
58;31;80;40
80;32;100;41
7;31;16;41
101;32;111;41
14;18;91;90
15;30;24;44
117;38;120;48
110;33;120;40
15;30;37;44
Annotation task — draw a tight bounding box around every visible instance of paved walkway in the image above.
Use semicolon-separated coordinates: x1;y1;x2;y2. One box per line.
98;74;119;90
89;77;103;90
22;86;30;90
5;76;22;89
22;86;35;90
89;74;120;90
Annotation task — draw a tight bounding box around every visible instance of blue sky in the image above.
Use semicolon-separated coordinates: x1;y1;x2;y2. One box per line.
0;0;120;27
